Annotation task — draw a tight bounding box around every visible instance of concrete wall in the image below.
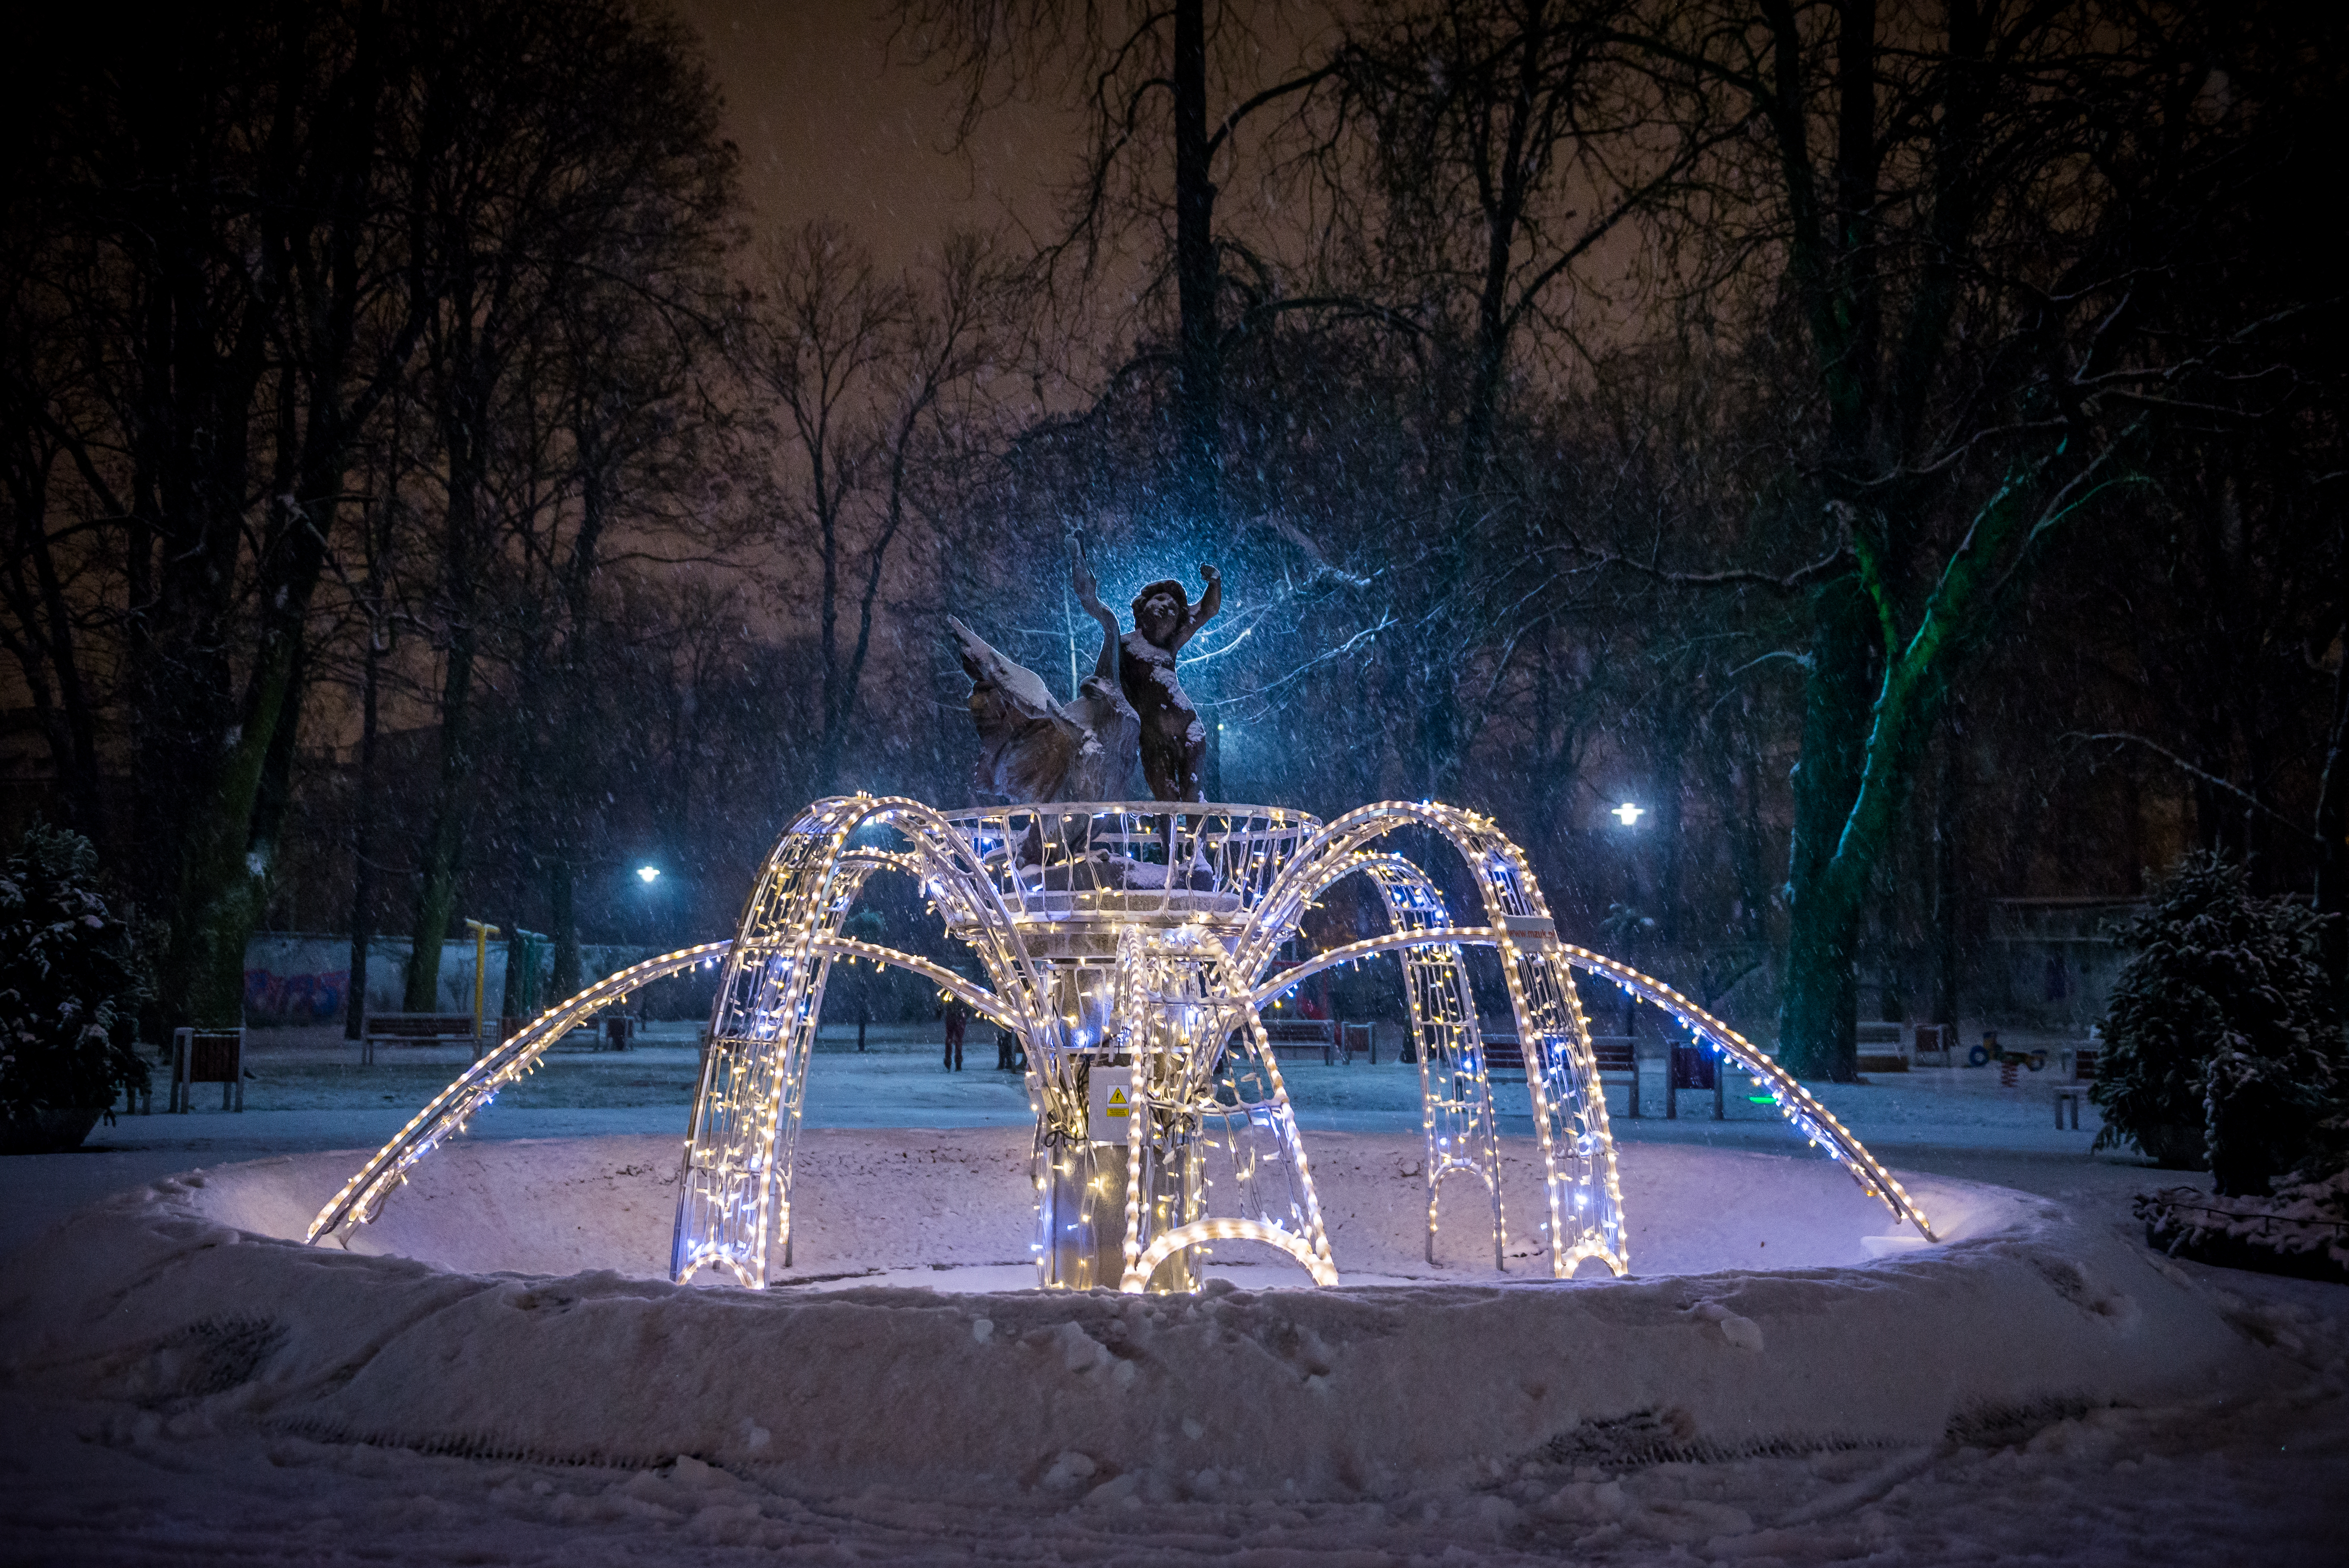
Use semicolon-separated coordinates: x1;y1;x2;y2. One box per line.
241;934;653;1027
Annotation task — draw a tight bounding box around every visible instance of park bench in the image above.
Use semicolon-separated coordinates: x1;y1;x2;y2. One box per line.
169;1026;244;1113
2055;1045;2101;1130
360;1012;481;1065
1483;1032;1643;1118
1262;1018;1336;1065
494;1014;636;1051
1665;1041;1725;1121
1484;1034;1527;1083
1855;1021;1907;1074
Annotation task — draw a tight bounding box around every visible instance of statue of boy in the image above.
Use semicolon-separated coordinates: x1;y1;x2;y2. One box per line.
949;541;1219;804
948;535;1137;803
1096;565;1220;802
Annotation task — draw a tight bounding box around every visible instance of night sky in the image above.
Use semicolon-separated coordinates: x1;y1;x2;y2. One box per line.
674;0;1070;264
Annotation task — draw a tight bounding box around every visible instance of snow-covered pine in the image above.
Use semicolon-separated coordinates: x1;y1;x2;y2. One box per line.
0;822;153;1123
2090;852;2340;1195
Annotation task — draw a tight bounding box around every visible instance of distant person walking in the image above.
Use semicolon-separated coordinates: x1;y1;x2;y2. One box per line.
942;999;966;1071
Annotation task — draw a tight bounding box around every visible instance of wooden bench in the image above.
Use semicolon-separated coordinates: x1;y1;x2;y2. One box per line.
360;1013;481;1065
1590;1035;1640;1118
170;1027;243;1113
1666;1042;1725;1121
2055;1045;2100;1129
1262;1018;1336;1065
486;1015;634;1051
1855;1021;1907;1074
1484;1033;1642;1118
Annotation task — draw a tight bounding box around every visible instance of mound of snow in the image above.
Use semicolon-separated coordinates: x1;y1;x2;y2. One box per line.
0;1132;2274;1502
177;1129;2019;1285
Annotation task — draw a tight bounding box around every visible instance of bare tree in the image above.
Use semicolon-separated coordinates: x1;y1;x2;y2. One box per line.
1584;0;2339;1075
896;0;1347;531
393;0;737;1010
744;223;1014;796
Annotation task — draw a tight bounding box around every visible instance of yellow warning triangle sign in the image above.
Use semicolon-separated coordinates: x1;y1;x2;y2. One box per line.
1107;1088;1129;1116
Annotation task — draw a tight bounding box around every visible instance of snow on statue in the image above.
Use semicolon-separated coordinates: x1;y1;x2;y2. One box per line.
947;536;1138;802
948;536;1219;803
1119;561;1220;801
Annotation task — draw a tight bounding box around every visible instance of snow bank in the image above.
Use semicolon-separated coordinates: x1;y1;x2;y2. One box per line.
0;1132;2273;1502
175;1128;2020;1283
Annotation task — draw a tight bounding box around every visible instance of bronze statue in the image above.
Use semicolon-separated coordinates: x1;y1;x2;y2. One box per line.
950;539;1218;803
949;537;1141;802
1115;567;1220;802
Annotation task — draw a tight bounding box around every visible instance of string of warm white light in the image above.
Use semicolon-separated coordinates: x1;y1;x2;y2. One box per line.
1355;856;1508;1271
1228;799;1629;1279
1551;943;1936;1240
1130;1217;1341;1289
306;940;733;1243
308;792;1932;1293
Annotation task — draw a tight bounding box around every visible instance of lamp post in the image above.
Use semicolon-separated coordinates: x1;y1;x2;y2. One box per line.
462;919;499;1059
634;866;661;950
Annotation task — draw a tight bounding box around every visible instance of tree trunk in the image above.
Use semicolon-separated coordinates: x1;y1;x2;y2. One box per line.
169;594;317;1027
402;628;478;1010
550;857;581;1003
1171;0;1219;527
1652;708;1687;949
1776;578;1880;1079
1929;714;1963;1031
244;638;310;928
2313;640;2349;1008
500;926;534;1020
21;515;107;847
344;620;382;1039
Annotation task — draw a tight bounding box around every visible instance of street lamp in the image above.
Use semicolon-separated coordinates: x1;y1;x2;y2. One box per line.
636;865;661;884
1612;802;1644;827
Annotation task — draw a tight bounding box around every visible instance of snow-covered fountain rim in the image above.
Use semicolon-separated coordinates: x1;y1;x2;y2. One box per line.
25;1134;2265;1496
164;1132;2035;1294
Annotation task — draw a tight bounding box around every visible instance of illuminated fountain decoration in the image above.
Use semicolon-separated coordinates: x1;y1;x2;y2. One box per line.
306;550;1935;1290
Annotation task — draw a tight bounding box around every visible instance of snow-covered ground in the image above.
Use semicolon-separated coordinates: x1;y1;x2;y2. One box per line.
3;1024;2344;1564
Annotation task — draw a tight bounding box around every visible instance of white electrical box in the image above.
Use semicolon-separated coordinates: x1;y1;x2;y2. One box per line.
1087;1064;1134;1144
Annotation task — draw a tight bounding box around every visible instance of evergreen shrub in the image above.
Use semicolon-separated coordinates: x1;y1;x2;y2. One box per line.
0;822;153;1126
2091;852;2340;1195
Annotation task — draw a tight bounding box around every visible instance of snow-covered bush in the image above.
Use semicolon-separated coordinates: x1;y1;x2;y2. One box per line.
2091;853;2340;1194
2137;1169;2349;1283
0;822;152;1122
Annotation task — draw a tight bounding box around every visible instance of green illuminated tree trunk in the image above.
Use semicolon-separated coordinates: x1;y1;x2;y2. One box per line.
1779;584;1881;1079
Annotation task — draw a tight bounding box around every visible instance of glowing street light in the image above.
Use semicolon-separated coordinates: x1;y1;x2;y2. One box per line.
636;865;661;884
1612;802;1645;827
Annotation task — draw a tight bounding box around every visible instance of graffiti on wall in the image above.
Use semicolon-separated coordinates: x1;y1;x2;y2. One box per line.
245;967;348;1024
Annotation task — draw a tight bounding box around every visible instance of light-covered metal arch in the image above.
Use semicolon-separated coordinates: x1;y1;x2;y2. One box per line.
1254;849;1510;1269
307;939;732;1243
1236;802;1627;1279
1557;943;1937;1240
673;794;1058;1287
1253;926;1937;1242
